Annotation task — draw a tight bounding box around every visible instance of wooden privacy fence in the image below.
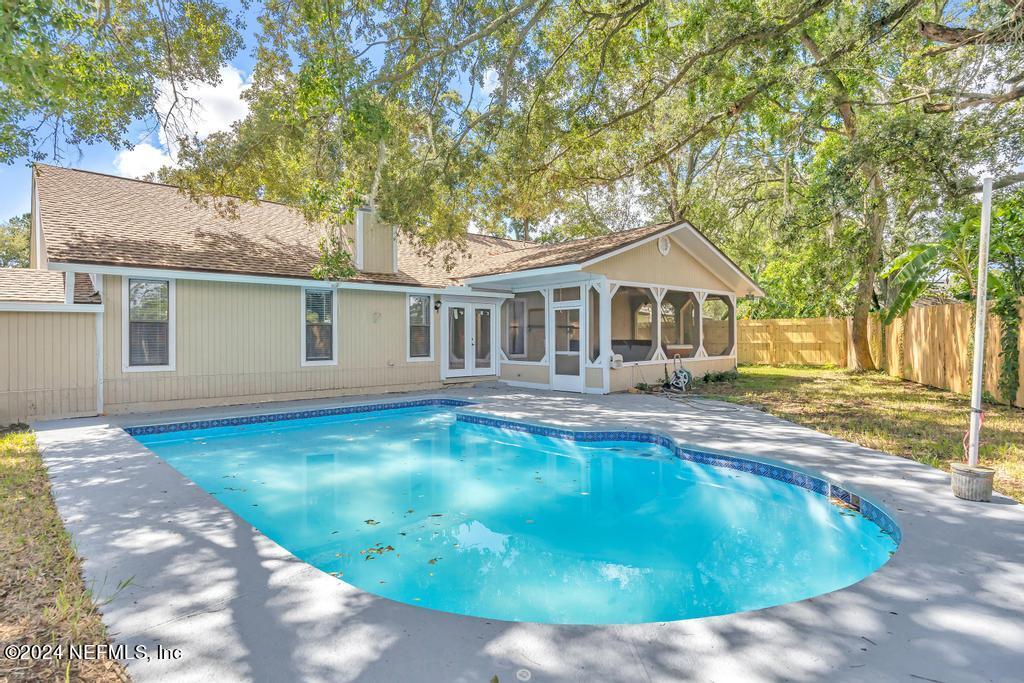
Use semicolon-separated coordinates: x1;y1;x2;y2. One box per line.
738;299;1024;408
738;317;849;366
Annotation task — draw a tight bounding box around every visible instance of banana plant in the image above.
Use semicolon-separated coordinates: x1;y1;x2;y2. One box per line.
880;222;977;324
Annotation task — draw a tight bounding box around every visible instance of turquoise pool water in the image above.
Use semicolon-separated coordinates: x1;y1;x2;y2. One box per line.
134;406;898;624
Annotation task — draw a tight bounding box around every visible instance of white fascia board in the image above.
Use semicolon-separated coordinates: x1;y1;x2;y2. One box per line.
462;263;583;286
0;302;103;313
670;223;765;297
441;286;513;299
46;262;492;296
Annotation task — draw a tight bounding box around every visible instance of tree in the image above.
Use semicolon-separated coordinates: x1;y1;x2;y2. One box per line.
0;213;30;268
159;0;1022;344
0;0;242;164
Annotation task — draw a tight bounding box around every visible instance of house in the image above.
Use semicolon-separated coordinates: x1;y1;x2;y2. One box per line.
0;164;762;423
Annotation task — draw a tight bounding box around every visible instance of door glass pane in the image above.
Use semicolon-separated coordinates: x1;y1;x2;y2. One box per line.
554;286;581;302
475;307;492;366
448;307;466;369
555;308;580;352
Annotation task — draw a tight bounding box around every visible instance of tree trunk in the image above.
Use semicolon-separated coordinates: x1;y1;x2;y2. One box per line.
850;169;885;371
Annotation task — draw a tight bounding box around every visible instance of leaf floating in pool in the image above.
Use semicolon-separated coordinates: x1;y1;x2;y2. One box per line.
223;486;247;492
361;543;395;560
429;513;443;517
399;532;407;536
406;508;414;514
365;519;380;525
428;557;441;565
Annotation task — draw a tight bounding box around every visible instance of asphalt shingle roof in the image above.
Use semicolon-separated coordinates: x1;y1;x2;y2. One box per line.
32;165;743;290
0;269;99;304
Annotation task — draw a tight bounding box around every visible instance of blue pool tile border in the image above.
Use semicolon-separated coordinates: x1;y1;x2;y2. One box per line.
123;398;475;437
456;412;901;545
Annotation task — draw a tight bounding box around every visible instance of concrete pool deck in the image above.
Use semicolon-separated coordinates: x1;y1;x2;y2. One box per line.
34;387;1024;683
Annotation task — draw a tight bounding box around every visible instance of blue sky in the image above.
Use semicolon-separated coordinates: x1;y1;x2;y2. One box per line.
0;0;261;221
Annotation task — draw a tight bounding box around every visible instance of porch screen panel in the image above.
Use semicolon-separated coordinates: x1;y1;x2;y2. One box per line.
588;286;601;363
702;295;735;356
305;289;334;361
408;294;432;358
660;291;699;359
610;286;657;361
501;291;545;361
128;278;170;366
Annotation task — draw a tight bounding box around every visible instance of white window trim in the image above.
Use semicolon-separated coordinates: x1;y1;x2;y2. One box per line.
406;293;434;362
301;286;338;367
121;276;176;373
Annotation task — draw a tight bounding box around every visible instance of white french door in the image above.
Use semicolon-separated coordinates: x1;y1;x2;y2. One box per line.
442;302;496;378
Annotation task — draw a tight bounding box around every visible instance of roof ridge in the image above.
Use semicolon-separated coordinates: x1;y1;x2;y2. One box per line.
467;232;535;246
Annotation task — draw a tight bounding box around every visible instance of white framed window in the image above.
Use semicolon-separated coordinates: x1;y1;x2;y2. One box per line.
122;277;175;372
301;287;337;366
407;293;433;361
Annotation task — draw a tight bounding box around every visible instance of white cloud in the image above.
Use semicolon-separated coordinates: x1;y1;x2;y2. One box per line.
157;64;251;156
481;69;500;98
113;64;251;179
114;142;175;178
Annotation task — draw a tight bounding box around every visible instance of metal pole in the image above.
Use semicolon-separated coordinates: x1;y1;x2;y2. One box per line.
967;176;994;466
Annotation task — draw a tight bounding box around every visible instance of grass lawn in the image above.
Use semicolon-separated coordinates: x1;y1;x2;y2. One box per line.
692;365;1024;502
0;427;128;682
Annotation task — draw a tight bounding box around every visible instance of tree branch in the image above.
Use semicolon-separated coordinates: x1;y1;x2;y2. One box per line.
955;172;1024;195
924;84;1024;112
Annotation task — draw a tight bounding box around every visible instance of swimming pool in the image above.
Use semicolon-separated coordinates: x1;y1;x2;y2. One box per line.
130;400;899;625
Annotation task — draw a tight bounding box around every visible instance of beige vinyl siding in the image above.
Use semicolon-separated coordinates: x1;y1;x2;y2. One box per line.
361;212;396;273
609;357;735;393
586;238;732;291
0;311;96;424
103;276;441;413
499;362;549;385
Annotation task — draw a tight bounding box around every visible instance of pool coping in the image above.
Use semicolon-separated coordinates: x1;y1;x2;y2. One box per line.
124;396;900;545
32;387;1024;683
